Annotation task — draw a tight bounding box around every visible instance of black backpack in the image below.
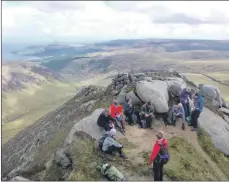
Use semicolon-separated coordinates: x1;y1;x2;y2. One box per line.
99;134;109;150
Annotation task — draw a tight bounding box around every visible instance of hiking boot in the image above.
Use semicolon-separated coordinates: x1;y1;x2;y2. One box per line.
120;154;128;159
130;123;134;126
191;128;196;131
188;123;192;126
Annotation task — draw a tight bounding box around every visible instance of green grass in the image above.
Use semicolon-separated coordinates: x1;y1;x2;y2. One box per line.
2;81;77;144
197;128;229;179
183;73;229;102
67;135;150;181
164;137;220;180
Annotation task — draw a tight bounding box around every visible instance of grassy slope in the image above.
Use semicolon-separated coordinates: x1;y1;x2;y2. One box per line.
2;81;78;144
183;73;229;102
64;136;221;181
197;129;229;178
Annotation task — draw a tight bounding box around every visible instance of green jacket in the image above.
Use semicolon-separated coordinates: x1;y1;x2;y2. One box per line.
141;103;154;115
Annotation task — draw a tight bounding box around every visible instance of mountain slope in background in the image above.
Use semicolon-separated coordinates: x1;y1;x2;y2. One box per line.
2;62;64;92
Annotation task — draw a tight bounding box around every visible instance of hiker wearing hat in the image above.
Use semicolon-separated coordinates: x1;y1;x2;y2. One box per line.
149;131;169;181
139;101;155;129
170;103;186;130
99;128;127;159
190;92;204;131
97;109;116;131
110;99;125;132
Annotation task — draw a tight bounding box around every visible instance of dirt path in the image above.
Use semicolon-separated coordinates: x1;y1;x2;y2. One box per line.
121;119;227;180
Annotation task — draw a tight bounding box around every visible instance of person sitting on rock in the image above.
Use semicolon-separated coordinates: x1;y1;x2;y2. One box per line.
124;96;137;126
99;128;127;159
139;101;155;129
110;99;125;132
97;109;116;131
180;88;191;119
190;92;204;131
171;103;185;126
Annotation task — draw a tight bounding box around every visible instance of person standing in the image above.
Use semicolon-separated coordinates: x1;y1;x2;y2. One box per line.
190;92;204;131
149;131;169;181
180;88;191;119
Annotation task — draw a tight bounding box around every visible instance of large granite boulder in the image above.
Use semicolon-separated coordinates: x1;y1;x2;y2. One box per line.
136;80;169;113
126;91;141;105
199;107;229;155
169;84;182;97
199;84;222;107
166;77;187;90
117;85;128;105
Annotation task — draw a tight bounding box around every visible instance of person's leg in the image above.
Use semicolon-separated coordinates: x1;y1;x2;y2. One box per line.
182;103;188;117
191;110;199;130
159;164;164;181
153;162;160;181
148;115;154;129
195;111;201;128
106;145;123;155
128;113;134;125
186;102;190;117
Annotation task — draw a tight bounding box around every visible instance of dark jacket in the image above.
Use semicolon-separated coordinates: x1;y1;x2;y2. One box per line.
141;103;154;115
124;102;135;114
180;88;190;104
97;113;115;127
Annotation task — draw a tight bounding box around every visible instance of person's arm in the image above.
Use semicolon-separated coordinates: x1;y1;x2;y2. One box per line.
149;143;160;165
149;105;154;115
141;105;145;114
107;137;122;148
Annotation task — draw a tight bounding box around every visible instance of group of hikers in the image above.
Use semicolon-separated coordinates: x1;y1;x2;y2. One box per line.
167;88;204;131
97;87;204;181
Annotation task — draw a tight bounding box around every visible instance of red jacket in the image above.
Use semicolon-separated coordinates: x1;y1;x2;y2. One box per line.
110;104;123;118
149;138;168;165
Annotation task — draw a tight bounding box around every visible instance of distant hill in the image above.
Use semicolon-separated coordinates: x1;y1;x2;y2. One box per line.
2;62;64;92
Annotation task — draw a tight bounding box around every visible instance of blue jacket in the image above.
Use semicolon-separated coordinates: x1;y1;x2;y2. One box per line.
194;93;204;112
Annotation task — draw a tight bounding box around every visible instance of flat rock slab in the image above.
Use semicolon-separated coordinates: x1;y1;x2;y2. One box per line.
65;109;125;145
199;107;229;155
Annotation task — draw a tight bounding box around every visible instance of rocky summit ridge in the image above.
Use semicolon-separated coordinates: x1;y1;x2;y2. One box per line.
2;70;229;181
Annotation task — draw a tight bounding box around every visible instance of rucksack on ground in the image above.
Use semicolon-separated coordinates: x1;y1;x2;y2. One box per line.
99;163;127;181
158;144;170;164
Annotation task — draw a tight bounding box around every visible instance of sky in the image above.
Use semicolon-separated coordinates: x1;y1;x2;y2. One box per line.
2;1;229;44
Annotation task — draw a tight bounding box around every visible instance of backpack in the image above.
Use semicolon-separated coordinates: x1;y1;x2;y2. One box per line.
100;164;126;181
99;134;109;150
158;144;170;164
132;114;138;124
140;119;146;128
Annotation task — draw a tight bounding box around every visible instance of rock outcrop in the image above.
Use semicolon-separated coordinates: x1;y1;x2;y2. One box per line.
136;80;169;113
199;84;222;107
199;107;229;155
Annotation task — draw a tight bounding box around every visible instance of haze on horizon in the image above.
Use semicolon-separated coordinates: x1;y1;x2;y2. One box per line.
2;1;229;44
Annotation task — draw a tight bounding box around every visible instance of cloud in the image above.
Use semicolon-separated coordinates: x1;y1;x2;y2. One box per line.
2;1;229;43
